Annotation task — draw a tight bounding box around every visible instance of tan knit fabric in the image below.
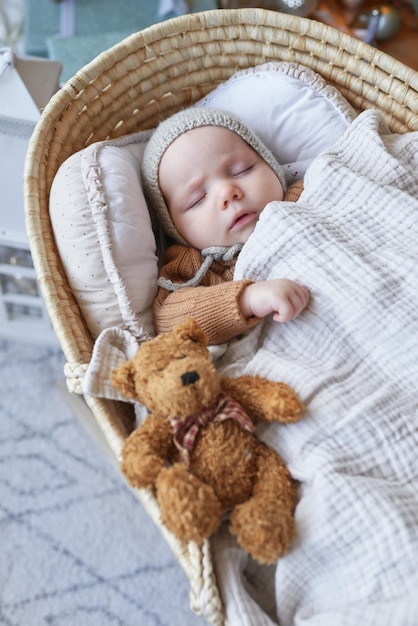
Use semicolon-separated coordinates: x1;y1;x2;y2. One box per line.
153;180;304;344
284;179;304;203
153;245;257;344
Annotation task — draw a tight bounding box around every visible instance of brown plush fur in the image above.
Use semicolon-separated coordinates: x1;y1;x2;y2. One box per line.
112;318;304;564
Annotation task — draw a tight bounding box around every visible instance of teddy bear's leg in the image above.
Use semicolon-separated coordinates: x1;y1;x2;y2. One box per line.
156;463;223;544
229;446;297;564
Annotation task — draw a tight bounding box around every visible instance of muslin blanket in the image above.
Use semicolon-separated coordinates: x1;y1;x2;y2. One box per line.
213;109;418;626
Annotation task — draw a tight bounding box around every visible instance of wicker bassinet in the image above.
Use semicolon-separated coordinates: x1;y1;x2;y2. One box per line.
23;8;418;626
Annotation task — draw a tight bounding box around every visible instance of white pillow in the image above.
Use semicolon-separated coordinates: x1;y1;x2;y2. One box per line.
50;61;356;341
50;130;158;339
197;62;357;184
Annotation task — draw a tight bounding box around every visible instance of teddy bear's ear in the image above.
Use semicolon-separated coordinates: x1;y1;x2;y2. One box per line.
175;318;208;347
111;360;138;399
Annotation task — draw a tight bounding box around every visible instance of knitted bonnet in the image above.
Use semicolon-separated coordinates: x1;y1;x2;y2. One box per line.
141;106;287;246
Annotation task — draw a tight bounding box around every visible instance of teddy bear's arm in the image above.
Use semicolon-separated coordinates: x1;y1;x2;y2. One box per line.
221;375;304;424
120;415;174;490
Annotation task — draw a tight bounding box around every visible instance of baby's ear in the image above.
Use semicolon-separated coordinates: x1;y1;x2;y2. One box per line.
111;360;137;399
175;318;208;347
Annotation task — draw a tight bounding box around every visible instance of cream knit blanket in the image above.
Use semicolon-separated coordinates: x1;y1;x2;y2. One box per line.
214;109;418;626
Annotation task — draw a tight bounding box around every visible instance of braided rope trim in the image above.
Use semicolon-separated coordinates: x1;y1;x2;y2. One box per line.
64;361;89;394
189;540;226;625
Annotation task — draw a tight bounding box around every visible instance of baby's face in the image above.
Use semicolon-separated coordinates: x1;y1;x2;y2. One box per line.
158;126;284;249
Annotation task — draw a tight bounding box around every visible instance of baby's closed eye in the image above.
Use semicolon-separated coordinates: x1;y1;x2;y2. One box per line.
231;161;255;177
186;192;207;210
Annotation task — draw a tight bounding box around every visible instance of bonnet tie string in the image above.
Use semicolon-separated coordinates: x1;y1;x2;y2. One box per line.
158;243;243;292
169;392;255;466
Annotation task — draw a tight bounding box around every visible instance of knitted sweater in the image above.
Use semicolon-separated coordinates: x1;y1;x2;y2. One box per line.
153;179;304;344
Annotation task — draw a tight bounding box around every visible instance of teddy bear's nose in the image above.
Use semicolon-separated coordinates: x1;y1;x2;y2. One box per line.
181;370;200;386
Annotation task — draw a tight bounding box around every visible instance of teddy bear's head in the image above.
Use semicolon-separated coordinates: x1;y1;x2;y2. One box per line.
112;318;222;417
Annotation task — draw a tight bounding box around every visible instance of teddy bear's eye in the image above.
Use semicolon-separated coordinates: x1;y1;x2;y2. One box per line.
154;354;185;372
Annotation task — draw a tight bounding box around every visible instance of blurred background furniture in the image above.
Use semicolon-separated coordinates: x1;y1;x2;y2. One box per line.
23;0;221;82
0;47;61;343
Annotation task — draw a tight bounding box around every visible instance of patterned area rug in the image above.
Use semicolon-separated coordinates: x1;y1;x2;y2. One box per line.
0;338;207;626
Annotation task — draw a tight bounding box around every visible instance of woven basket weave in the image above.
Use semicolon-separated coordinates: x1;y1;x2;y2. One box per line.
23;8;418;625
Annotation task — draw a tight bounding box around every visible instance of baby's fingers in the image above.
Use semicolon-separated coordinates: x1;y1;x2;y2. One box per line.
273;284;310;323
293;284;310;311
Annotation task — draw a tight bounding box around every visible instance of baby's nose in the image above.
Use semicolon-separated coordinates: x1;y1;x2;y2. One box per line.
220;182;241;208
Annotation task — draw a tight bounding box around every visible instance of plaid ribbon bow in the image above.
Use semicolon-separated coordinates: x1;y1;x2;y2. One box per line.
169;392;255;466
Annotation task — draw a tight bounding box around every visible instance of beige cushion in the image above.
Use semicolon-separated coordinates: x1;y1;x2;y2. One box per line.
50;131;157;339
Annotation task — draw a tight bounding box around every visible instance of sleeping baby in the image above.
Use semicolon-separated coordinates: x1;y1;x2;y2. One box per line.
141;106;310;345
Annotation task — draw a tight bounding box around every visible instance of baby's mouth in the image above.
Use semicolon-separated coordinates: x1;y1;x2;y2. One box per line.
230;211;256;231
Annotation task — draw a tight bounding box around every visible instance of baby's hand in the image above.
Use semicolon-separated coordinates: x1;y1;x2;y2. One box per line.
240;279;309;323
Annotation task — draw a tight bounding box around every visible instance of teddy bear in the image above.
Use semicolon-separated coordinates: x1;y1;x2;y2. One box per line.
112;318;304;564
